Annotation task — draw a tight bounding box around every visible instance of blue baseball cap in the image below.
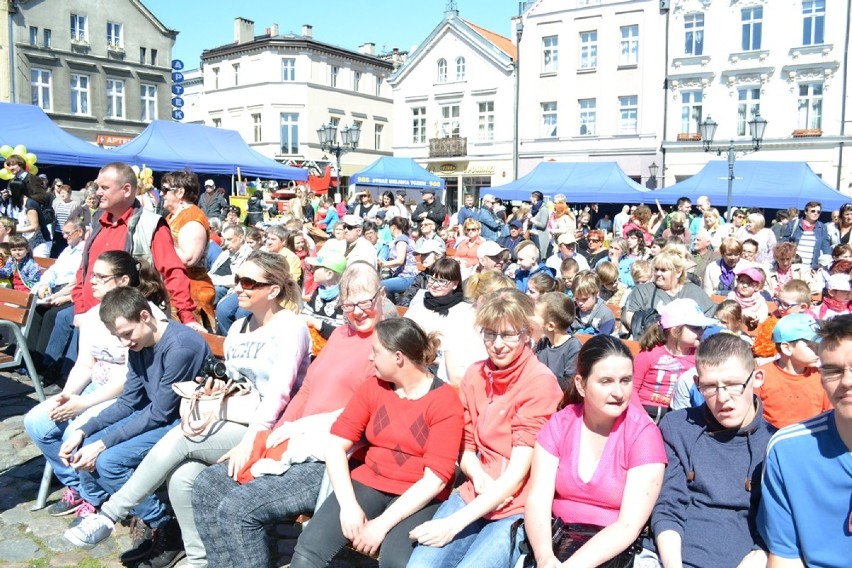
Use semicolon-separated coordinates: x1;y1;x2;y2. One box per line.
772;313;819;344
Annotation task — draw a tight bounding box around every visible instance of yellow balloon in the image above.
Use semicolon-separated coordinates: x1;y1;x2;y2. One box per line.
25;152;37;166
0;145;13;159
0;168;12;181
141;167;152;179
12;145;26;158
29;165;38;175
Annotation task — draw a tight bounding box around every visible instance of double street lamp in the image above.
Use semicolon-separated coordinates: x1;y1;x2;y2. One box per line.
316;121;361;197
697;113;768;221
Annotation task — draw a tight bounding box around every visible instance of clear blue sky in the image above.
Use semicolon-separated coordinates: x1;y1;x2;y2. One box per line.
142;0;521;69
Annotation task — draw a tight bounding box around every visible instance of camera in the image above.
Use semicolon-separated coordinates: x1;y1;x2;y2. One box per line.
200;357;228;381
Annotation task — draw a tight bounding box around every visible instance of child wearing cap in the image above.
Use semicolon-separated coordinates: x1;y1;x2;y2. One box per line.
752;279;814;359
633;298;717;423
301;253;347;356
727;266;769;328
816;273;851;319
756;313;830;429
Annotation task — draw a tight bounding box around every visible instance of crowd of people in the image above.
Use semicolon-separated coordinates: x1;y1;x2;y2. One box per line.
6;158;852;567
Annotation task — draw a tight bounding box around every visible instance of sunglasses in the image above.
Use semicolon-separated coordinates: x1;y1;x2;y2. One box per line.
343;224;360;231
587;238;602;243
160;185;174;193
236;276;274;290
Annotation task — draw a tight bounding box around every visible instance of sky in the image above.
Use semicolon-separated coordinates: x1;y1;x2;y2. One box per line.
142;0;522;70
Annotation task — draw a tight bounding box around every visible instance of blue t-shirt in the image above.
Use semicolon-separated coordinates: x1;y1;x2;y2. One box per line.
758;410;852;566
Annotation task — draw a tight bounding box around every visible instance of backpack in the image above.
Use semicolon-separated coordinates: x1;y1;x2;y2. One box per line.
41;204;56;227
630;287;661;340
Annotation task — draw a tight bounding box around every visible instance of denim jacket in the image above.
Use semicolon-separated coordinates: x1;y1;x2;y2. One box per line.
782;219;832;269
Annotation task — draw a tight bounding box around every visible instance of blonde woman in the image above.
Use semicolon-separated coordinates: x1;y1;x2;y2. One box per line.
743;212;776;265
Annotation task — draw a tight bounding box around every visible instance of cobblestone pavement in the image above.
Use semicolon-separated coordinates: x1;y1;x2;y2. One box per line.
0;372;377;568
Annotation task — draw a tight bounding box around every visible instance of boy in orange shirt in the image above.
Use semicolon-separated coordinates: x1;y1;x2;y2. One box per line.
752;279;813;359
756;313;830;428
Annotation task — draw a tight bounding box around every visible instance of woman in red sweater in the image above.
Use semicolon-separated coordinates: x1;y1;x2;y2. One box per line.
408;288;562;568
290;318;464;567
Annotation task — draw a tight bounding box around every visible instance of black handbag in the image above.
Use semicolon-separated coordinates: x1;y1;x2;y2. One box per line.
515;516;642;568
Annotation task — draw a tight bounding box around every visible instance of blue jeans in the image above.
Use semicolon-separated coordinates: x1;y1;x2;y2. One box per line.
407;492;523;568
215;292;250;335
42;304;78;374
213;285;230;307
23;383;114;492
76;411;177;527
192;461;326;568
381;275;415;295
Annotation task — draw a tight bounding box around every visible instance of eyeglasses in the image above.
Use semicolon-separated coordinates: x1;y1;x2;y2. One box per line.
807;208;822;214
62;229;81;237
160;185;174;194
819;365;852;383
776;299;800;311
236;276;274;290
340;290;380;313
587;238;602;243
697;370;753;398
343;224;360;231
90;272;118;284
481;328;527;345
427;275;454;288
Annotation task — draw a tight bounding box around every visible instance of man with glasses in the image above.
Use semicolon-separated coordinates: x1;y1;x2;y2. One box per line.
758;314;852;567
340;214;377;268
499;219;524;260
477;193;503;241
33;217;87;302
641;333;774;568
782;200;832;269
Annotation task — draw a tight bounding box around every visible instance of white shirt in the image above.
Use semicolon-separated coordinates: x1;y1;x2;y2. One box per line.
32;239;85;296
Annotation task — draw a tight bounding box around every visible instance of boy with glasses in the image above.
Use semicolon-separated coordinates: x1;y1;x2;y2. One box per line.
752;279;814;359
758;314;852;567
639;333;774;568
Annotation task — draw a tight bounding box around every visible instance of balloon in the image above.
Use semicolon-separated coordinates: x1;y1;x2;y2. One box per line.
141;167;152;179
0;168;12;180
12;145;26;158
25;152;37;166
0;145;13;159
29;165;38;175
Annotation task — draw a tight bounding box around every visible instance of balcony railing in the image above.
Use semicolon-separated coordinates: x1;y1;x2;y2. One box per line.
429;136;467;158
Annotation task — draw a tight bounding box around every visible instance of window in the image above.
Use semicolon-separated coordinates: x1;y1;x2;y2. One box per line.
680;91;703;134
282;58;295;81
578;99;595;135
375;76;382;96
618;95;638;134
412;107;426;144
741;7;763;51
542;36;558;73
737;87;760;136
29;26;38;46
212;118;222;128
70;14;87;42
151;49;158;66
456;57;466;80
478;101;494;141
140;83;157;122
252;113;262;142
620;25;639;65
330;65;339;87
233;63;240;86
579;31;597;69
212;67;219;89
107;22;122;47
139;47;146;64
684;13;704;55
797;83;823;129
437;59;447;83
802;1;825;46
541;102;558;137
70;74;89;115
106;79;125;119
374;124;384;150
30;68;51;110
43;29;51;48
353;71;361;92
280;113;299;154
440;105;460;137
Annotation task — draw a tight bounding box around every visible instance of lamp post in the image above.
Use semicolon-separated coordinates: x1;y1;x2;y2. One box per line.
316;120;361;198
646;161;658;189
698;113;768;221
512;14;523;181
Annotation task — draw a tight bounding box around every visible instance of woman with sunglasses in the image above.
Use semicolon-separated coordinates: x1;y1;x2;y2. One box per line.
408;288;562;568
455;218;486;274
64;251;310;567
191;262;387;568
404;257;483;386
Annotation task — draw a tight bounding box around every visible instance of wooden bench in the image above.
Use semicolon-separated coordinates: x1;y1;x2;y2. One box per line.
575;333;642;357
34;257;56;272
200;331;225;359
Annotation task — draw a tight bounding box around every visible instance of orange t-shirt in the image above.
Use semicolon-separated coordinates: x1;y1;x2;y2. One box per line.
756;361;831;429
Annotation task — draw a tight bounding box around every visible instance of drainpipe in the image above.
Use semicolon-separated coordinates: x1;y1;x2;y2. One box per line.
8;1;16;102
660;5;670;188
836;0;851;191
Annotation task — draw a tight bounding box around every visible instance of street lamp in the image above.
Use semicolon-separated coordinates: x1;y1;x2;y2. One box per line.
316;120;361;197
646;161;659;189
698;113;768;221
512;13;524;181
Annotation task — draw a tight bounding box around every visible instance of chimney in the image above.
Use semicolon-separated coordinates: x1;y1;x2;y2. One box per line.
234;17;254;44
302;24;313;39
359;42;375;56
269;23;279;37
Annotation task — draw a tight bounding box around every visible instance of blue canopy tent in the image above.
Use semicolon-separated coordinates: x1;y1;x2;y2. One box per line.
111;121;307;180
0;102;117;166
652;160;849;210
490;162;649;203
351;157;445;190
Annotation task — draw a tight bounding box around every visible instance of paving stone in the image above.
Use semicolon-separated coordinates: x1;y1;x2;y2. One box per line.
0;538;44;561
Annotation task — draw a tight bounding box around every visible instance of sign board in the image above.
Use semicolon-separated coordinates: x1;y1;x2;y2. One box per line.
172;97;184;108
172;109;185;121
171;59;184;71
95;133;134;147
171;84;184;96
171;71;184;82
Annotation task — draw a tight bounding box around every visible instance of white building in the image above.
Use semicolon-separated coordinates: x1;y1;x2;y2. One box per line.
662;0;852;194
517;0;666;187
388;8;517;212
200;19;396;186
178;68;205;125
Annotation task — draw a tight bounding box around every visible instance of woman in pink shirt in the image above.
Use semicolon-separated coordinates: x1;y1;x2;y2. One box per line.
524;335;667;567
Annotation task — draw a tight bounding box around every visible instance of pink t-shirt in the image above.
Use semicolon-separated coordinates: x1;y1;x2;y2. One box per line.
632;345;695;408
537;402;666;526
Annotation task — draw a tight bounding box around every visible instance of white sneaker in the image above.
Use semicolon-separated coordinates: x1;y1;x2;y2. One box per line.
64;512;115;549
